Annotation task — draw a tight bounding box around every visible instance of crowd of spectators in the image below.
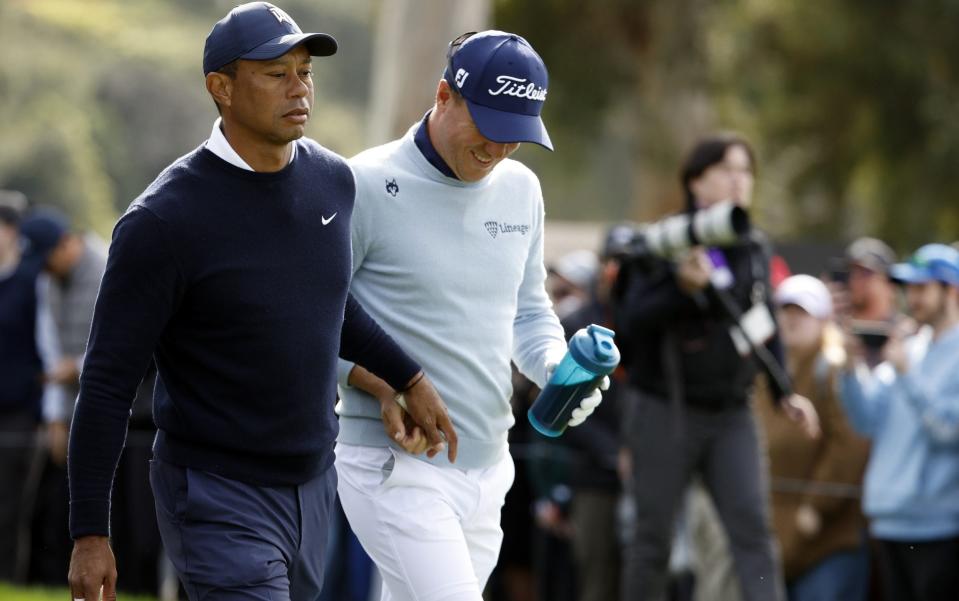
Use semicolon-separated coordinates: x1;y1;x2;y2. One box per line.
2;129;958;601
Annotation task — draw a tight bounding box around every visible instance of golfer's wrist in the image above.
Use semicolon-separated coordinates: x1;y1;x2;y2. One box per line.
401;370;425;392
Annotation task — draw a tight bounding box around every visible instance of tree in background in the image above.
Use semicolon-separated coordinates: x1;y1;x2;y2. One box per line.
0;0;374;236
496;0;959;249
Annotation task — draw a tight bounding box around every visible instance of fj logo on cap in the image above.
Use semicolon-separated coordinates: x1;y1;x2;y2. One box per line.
488;75;547;101
455;68;470;88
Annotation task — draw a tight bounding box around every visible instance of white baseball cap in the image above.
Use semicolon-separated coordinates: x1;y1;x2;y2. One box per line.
549;250;598;290
775;274;832;319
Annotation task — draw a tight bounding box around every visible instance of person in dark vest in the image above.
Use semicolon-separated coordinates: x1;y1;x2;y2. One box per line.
66;4;456;600
0;191;68;582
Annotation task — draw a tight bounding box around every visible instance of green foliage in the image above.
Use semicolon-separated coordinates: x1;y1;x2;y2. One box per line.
497;0;959;248
3;0;957;248
706;0;959;249
0;0;372;236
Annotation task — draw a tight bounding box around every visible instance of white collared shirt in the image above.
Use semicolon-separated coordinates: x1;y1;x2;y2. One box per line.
204;117;296;171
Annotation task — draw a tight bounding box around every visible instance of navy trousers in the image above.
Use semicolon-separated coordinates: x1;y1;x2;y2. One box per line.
150;457;336;601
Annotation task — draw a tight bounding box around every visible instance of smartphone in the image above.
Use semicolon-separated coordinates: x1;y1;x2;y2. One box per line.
849;320;891;349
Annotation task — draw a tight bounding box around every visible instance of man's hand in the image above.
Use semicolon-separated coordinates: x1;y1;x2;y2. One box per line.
380;395;434;456
882;319;917;374
534;499;573;538
569;377;608;427
68;536;117;601
349;366;456;461
795;503;822;537
676;247;713;294
544;362;608;427
781;393;821;439
824;279;850;321
48;356;81;386
45;420;69;467
400;372;458;463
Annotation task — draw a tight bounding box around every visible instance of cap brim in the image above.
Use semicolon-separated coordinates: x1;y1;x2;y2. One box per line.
848;258;887;274
465;100;553;151
779;299;812;315
890;263;931;284
240;32;337;62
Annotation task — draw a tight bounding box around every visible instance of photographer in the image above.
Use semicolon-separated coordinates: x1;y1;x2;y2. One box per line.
616;133;817;601
839;244;959;601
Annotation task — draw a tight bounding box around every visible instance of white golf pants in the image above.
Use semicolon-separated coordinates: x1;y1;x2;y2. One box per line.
335;443;515;601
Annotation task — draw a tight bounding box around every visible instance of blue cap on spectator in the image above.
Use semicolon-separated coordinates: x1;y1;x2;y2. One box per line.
203;2;337;75
21;208;69;262
443;30;553;150
890;243;959;287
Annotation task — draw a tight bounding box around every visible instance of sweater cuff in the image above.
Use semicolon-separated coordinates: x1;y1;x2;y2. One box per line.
337;359;356;389
70;498;111;539
356;338;421;392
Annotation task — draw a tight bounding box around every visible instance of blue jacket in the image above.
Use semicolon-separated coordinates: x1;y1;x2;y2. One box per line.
839;324;959;541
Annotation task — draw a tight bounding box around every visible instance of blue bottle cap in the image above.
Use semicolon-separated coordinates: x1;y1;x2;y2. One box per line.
568;324;621;375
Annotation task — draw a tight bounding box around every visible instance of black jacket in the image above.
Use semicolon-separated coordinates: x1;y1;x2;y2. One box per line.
615;232;787;410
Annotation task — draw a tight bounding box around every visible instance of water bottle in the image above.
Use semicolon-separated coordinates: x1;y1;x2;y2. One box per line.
528;324;620;437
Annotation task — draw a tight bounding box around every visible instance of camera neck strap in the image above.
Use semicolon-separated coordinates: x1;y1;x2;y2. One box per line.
660;330;686;441
710;284;793;400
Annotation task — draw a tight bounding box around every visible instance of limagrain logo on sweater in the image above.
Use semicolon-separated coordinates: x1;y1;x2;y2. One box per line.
484;221;530;238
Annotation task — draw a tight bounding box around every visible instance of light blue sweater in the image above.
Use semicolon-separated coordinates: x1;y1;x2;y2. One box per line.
839;323;959;541
336;125;567;469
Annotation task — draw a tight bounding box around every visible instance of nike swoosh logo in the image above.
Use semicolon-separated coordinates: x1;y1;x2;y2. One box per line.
321;213;337;226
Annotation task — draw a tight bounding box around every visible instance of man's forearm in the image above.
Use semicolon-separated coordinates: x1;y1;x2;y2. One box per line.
340;293;421;390
347;364;397;402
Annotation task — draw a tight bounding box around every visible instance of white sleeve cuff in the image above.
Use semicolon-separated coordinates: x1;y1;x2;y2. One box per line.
42;385;69;423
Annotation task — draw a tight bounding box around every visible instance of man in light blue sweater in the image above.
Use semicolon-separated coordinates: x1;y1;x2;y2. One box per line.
839;243;959;601
334;31;606;600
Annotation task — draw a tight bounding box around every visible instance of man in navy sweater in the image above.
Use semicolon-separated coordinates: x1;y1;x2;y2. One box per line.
67;4;456;600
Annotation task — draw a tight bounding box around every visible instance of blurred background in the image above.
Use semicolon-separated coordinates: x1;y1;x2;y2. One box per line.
3;1;959;600
3;0;959;250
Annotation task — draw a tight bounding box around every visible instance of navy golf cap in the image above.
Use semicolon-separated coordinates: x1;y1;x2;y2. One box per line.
444;30;553;151
21;207;69;262
203;2;337;75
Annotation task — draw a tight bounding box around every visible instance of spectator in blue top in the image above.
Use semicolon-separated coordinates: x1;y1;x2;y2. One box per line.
839;243;959;601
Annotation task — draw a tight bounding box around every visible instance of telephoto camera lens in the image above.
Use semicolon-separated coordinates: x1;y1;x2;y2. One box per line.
641;201;750;259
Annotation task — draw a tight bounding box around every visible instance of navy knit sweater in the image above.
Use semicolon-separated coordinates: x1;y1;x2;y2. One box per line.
69;140;420;538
